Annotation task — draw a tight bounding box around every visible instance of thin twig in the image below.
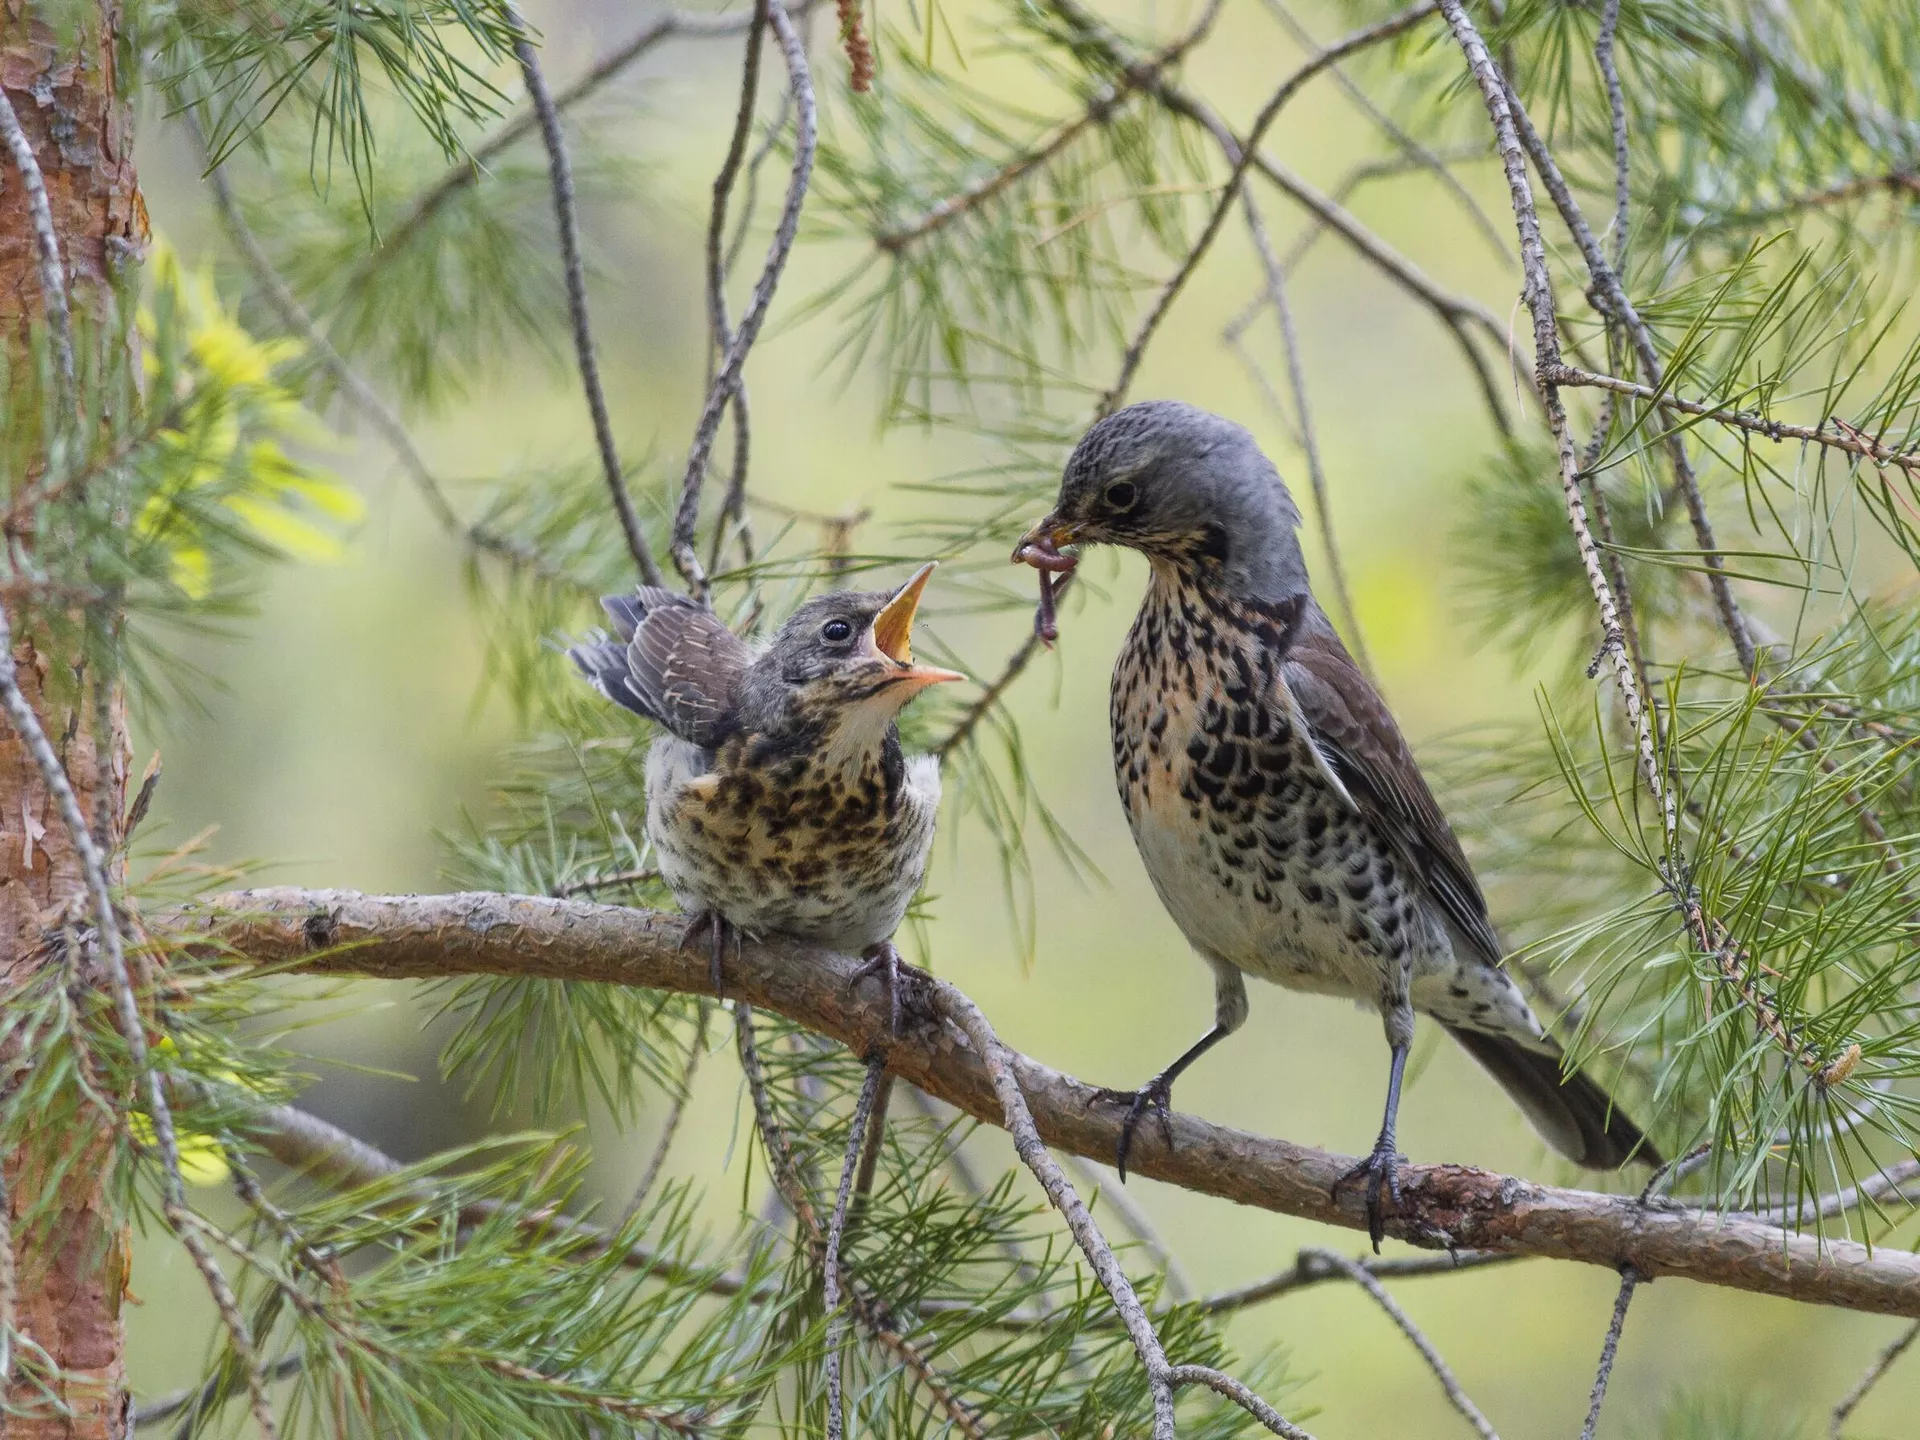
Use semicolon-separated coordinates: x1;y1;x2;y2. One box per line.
825;1056;888;1440
550;866;660;898
1100;0;1442;415
1299;1248;1499;1439
0;90;75;399
134;1354;308;1432
1167;1365;1316;1440
1544;363;1920;477
1578;1266;1641;1440
673;0;771;596
1831;1319;1920;1439
509;8;662;586
193;120;572;587
1594;0;1629;277
675;0;816;598
1063;1153;1193;1302
933;625;1046;759
0;605;282;1440
1198;1250;1514;1315
932;983;1179;1437
621;1005;709;1225
1241;192;1372;676
872;0;1226;254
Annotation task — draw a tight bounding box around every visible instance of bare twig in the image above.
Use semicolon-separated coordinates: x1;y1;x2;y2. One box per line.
1303;1248;1498;1438
1167;1365;1316;1440
134;1353;308;1432
933;983;1179;1437
621;1005;709;1225
168;887;1920;1319
0;90;75;398
675;0;816;598
1199;1250;1514;1315
1544;363;1920;477
0;605;281;1440
1831;1319;1920;1439
1579;1266;1641;1440
1594;0;1630;277
673;0;771;595
825;1056;888;1440
1241;193;1372;675
1064;1152;1193;1302
354;3;809;288
509;9;662;586
1101;0;1442;415
933;624;1047;759
550;866;660;898
194;120;574;587
872;0;1225;254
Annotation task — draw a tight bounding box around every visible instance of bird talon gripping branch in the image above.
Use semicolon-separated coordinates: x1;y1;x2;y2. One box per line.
571;566;963;1028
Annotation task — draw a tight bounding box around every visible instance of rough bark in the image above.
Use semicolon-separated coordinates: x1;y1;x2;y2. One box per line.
1;4;140;1435
166;888;1920;1321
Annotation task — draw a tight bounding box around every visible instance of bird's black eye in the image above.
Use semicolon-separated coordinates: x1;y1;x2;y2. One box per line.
1104;479;1138;512
822;618;854;644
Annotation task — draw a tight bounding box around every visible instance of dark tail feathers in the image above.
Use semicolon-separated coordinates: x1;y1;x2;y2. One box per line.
1444;1026;1661;1171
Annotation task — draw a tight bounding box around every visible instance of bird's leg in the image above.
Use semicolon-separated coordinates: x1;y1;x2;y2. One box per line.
679;910;736;999
1103;962;1247;1182
1335;1001;1413;1251
848;940;903;1035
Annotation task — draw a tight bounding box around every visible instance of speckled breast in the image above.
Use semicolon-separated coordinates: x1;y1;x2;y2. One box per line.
1109;575;1428;1001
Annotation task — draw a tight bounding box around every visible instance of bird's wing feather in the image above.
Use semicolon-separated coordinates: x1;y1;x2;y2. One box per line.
571;590;751;748
1281;625;1504;967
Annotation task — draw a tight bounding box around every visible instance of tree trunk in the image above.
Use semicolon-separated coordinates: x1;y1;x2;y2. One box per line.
1;3;142;1435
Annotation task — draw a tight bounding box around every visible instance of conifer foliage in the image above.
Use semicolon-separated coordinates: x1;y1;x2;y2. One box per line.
2;0;1920;1436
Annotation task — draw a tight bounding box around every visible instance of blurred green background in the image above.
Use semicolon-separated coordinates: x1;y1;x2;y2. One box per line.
121;0;1916;1433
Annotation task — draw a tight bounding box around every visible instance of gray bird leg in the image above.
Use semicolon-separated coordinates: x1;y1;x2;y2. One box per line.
680;910;739;1000
1336;988;1414;1251
1111;960;1248;1182
849;940;904;1035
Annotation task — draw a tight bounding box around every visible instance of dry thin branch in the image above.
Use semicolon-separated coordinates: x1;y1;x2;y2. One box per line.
675;0;816;598
1578;1265;1641;1440
1063;1152;1194;1302
1166;1365;1315;1440
354;3;808;287
673;0;771;596
933;624;1049;759
1240;193;1372;676
872;0;1225;254
621;1004;709;1225
192;122;571;586
1198;1249;1514;1314
0;89;75;397
550;866;660;898
1830;1318;1920;1439
509;9;662;586
1100;0;1441;415
162;887;1920;1319
134;1354;308;1432
825;1056;888;1440
1544;362;1920;477
1298;1248;1498;1439
0;607;282;1440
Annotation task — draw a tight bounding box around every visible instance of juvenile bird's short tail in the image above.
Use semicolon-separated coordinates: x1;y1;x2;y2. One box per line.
1444;1026;1660;1170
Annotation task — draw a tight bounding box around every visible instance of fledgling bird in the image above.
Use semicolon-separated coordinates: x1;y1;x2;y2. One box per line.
568;564;963;1023
1016;401;1657;1243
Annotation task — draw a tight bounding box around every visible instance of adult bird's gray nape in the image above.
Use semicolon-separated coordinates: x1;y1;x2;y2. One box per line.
569;564;964;1029
1014;401;1658;1247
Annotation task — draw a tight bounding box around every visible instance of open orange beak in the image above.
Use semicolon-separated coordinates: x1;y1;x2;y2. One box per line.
871;562;966;687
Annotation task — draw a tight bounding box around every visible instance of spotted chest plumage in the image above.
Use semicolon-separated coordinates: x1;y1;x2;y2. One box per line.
646;730;940;953
1110;570;1443;1008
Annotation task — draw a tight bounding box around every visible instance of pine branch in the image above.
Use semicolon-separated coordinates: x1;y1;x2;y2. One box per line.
1197;1250;1515;1316
510;8;663;587
824;1056;887;1440
159;887;1920;1319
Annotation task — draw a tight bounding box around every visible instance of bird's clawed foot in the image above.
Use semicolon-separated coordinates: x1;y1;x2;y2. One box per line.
1333;1136;1405;1252
1094;1072;1179;1183
849;941;904;1035
680;910;739;1000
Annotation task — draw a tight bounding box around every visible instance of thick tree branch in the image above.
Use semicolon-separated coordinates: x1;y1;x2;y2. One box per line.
158;889;1920;1319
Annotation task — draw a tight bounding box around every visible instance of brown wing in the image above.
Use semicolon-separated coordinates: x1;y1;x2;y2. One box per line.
570;589;751;749
1282;622;1505;968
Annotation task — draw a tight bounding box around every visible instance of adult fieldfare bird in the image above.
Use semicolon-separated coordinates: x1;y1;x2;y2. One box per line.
1016;401;1657;1242
569;565;963;1023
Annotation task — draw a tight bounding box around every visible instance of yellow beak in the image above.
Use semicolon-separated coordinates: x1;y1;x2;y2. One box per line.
871;562;966;686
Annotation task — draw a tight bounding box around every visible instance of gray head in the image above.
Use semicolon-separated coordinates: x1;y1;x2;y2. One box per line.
1019;401;1311;602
